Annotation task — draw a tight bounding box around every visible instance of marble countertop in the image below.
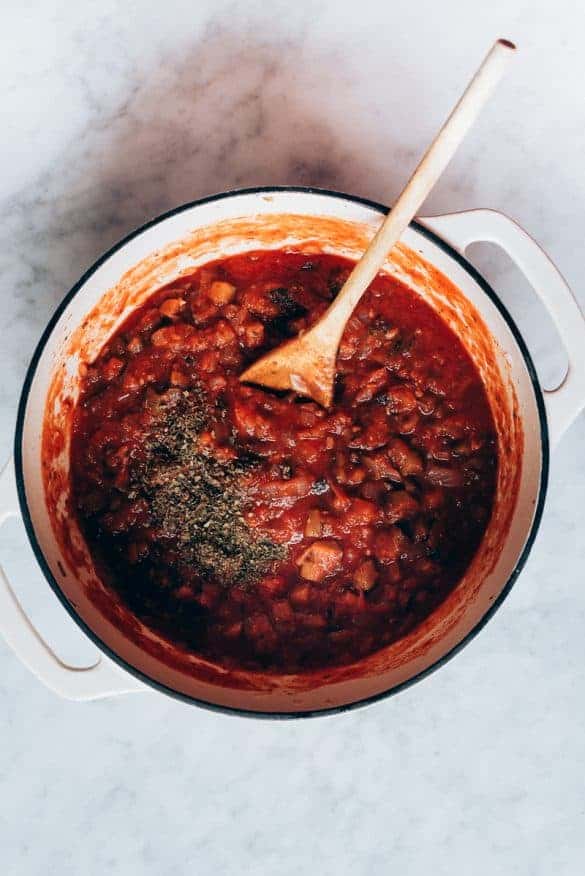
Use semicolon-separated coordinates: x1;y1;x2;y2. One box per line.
2;1;585;873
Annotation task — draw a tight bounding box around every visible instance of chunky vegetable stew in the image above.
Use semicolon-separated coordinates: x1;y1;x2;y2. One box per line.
71;250;497;671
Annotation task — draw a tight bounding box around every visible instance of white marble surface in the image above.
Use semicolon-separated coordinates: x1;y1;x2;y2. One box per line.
2;1;585;873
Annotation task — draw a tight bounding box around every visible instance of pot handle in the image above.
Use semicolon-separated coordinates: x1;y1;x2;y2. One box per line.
419;208;585;448
0;459;145;700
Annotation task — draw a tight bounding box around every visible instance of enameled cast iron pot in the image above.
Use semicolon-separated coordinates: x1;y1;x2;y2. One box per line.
2;188;584;717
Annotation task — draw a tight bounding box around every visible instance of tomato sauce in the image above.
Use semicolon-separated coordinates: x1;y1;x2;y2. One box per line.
71;250;498;671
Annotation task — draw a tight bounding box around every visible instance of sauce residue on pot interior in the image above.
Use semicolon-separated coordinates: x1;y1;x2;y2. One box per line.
69;249;498;673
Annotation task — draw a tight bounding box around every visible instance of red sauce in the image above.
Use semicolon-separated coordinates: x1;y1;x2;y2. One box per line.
71;250;498;672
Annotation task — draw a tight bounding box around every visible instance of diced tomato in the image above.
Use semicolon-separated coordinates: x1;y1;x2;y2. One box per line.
70;248;498;674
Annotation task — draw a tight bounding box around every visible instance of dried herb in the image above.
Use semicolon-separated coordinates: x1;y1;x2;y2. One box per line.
135;389;285;585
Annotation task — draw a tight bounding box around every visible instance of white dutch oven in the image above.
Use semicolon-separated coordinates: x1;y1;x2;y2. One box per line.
1;188;584;717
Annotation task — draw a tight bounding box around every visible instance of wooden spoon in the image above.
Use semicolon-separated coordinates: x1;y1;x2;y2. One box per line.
240;38;516;407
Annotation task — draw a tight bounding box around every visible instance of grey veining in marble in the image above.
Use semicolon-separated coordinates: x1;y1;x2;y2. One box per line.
1;1;585;874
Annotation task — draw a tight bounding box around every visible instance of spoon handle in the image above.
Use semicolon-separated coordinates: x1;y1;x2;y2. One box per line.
314;38;516;346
